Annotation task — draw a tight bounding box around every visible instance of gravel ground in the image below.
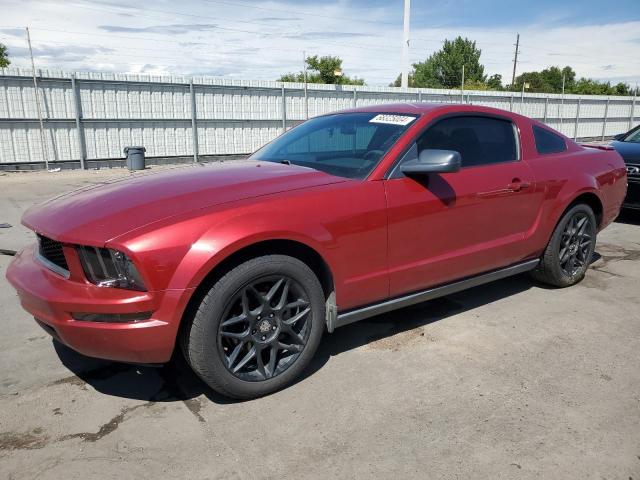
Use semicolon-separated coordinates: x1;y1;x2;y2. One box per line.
1;166;639;480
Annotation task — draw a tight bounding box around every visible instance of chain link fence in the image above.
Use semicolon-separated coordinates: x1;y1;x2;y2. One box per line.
1;67;638;167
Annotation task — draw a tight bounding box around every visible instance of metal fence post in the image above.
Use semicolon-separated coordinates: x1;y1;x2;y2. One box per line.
352;89;357;108
543;96;549;123
71;74;86;169
573;98;581;141
281;85;286;133
630;95;637;131
509;94;514;112
418;91;422;102
189;79;198;162
601;97;610;141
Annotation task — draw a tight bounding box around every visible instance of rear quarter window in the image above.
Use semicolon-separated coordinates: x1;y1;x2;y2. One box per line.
533;125;566;154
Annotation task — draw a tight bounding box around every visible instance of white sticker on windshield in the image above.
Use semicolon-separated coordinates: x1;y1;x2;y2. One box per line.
369;114;416;126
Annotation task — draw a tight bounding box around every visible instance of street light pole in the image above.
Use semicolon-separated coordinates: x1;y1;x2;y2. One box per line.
401;0;410;89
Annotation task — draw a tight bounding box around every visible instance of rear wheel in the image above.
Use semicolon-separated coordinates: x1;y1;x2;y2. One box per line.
182;255;325;399
531;203;597;287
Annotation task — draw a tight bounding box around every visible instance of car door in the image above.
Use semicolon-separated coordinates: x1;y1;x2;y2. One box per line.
384;114;544;297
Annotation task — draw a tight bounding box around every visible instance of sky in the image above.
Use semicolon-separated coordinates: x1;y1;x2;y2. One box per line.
1;0;639;87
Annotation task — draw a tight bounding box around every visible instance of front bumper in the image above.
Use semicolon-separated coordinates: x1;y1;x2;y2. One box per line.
6;244;191;363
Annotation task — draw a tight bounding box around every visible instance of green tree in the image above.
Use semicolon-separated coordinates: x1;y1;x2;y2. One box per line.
0;43;10;68
513;65;633;96
411;37;485;89
512;66;576;93
486;74;503;90
613;82;631;96
571;78;613;95
279;55;365;85
463;79;492;91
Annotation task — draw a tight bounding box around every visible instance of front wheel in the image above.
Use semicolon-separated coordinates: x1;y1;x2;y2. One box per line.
530;203;597;287
182;255;325;399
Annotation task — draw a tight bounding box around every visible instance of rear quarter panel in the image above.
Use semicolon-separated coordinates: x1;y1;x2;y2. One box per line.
523;144;626;256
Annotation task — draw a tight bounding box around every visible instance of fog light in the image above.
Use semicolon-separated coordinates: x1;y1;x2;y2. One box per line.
71;312;153;323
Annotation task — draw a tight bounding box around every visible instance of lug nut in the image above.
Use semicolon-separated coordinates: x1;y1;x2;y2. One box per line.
257;315;261;320
269;313;274;318
272;326;276;330
261;336;266;340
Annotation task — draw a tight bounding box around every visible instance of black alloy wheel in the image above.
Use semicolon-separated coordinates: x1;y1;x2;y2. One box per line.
558;211;594;277
218;276;312;381
182;255;325;399
530;203;597;287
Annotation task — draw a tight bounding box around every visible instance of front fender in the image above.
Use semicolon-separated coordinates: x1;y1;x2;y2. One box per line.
165;200;337;291
113;179;388;322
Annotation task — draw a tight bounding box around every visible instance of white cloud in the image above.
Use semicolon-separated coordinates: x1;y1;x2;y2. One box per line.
1;0;639;87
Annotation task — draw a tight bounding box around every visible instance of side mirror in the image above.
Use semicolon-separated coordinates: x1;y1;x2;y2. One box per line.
613;133;625;141
401;149;461;177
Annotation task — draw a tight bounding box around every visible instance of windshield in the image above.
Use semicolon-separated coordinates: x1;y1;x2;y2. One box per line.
622;127;640;143
250;112;418;179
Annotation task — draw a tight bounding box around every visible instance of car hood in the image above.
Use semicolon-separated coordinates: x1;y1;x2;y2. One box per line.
23;161;345;245
610;141;640;163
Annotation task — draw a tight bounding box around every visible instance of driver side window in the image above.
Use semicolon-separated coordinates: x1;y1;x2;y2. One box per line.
393;115;518;178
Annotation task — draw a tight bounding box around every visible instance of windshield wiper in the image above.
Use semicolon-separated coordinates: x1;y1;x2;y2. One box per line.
278;159;292;165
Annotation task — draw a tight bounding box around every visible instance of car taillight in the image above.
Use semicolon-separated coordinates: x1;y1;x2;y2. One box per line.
77;246;147;291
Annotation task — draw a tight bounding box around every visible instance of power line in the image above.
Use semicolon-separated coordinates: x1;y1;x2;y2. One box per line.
16;35;390;66
5;36;402;79
65;2;399;52
27;25;398;54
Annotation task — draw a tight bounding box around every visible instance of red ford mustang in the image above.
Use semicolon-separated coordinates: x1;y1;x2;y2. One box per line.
6;104;627;399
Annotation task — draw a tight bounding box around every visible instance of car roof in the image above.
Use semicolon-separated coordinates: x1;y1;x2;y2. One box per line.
336;102;520;118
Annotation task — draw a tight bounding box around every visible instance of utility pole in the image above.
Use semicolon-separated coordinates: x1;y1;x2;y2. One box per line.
303;50;308;119
401;0;410;89
26;27;48;170
511;33;520;88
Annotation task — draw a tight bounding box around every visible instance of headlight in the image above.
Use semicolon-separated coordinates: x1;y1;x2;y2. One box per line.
77;246;147;291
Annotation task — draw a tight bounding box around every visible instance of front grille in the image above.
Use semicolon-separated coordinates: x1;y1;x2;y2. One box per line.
626;163;640;183
37;234;69;274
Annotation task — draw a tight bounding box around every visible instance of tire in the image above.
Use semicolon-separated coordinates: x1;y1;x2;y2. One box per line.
530;203;597;287
182;255;325;400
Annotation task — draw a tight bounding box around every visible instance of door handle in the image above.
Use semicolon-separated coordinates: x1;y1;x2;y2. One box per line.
507;179;531;192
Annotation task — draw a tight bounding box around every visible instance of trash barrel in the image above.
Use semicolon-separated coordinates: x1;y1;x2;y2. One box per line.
124;146;146;170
